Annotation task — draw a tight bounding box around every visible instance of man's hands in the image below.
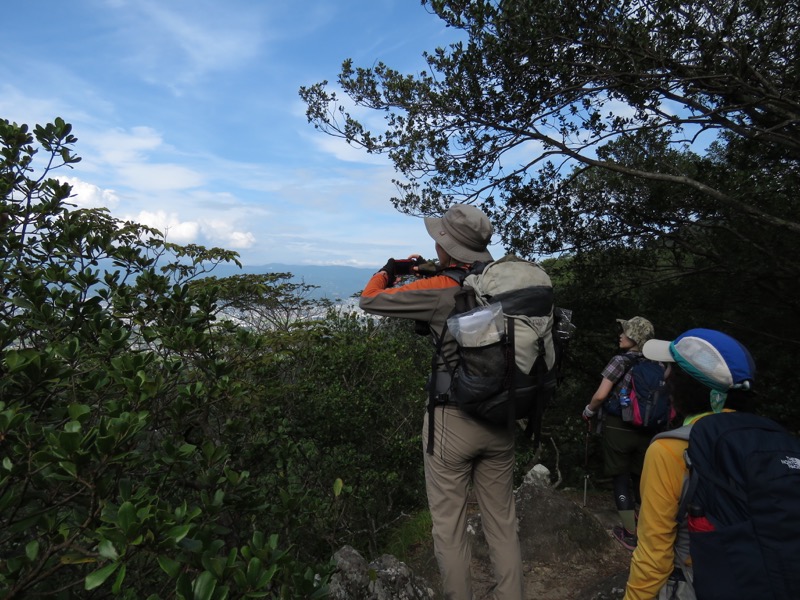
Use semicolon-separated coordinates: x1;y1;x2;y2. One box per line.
582;404;596;421
379;256;424;287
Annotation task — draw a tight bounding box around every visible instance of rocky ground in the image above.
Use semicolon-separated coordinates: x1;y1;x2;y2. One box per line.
403;472;632;600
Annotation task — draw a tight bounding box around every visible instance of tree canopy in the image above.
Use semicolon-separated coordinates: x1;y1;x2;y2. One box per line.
302;0;798;238
300;0;800;372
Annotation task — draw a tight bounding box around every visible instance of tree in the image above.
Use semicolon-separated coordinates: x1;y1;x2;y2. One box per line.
299;0;800;336
302;0;799;227
198;272;331;333
0;118;330;598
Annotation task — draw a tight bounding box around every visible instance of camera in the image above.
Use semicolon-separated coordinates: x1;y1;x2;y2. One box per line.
390;257;441;278
392;257;423;276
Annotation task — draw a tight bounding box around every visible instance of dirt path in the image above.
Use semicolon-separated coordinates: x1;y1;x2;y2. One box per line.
406;487;632;600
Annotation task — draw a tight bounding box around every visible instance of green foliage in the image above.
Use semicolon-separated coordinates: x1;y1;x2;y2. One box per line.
382;510;433;563
299;0;800;329
261;312;431;557
1;116;443;597
0;118;331;598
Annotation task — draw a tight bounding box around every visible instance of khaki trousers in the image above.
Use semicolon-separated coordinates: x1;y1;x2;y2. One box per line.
423;406;524;600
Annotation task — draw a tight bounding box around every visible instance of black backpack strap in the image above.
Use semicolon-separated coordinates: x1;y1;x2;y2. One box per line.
426;322;454;455
524;340;555;448
677;462;699;523
426;371;437;455
618;353;639;382
525;366;549;448
440;266;469;286
506;318;516;432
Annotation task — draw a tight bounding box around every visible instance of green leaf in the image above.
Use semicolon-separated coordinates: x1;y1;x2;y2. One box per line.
166;524;192;544
333;478;343;497
192;570;217;600
118;501;135;533
68;403;91;421
226;548;238;568
201;555;225;579
25;540;40;561
98;539;119;561
255;564;278;589
59;430;81;452
119;478;132;500
4;348;38;372
85;562;119;590
158;555;182;578
112;563;127;594
177;572;193;599
246;557;262;587
179;443;197;456
58;461;77;478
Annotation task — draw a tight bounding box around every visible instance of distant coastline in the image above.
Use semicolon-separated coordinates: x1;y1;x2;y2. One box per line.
207;263;376;300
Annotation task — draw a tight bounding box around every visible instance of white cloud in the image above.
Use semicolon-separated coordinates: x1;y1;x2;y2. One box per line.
129;210;200;244
227;231;257;249
80;126;206;191
0;85;67;132
59;176;120;209
90;127;164;164
141;2;261;68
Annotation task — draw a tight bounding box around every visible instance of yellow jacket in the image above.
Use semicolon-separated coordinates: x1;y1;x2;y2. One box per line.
624;410;732;600
623;435;688;599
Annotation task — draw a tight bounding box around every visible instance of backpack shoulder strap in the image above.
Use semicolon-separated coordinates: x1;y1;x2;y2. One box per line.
650;424;695;571
440;267;468;285
613;353;639;386
652;424;692;443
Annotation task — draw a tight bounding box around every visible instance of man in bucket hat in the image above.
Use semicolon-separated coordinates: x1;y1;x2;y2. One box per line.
582;316;661;551
359;204;524;600
625;329;759;600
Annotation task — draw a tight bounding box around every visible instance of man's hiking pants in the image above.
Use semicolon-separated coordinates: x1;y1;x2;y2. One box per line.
423;406;524;600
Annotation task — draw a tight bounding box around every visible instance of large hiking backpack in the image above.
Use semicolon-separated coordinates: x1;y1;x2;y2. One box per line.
427;255;573;452
654;411;800;600
605;356;672;431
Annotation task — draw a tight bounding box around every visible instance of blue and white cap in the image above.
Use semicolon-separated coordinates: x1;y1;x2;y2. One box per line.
643;328;755;412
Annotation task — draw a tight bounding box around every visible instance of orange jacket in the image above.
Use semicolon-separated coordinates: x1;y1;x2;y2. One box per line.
359;271;463;370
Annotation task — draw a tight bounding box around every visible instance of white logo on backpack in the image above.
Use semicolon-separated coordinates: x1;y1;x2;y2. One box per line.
781;456;800;470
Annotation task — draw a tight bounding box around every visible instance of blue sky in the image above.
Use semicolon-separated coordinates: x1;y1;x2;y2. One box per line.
1;0;504;268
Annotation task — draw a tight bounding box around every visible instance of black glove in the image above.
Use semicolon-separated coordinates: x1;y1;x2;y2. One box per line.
380;257;424;287
379;258;398;287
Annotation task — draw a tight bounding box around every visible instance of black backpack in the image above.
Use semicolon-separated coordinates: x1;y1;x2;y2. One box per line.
426;255;574;453
654;412;800;599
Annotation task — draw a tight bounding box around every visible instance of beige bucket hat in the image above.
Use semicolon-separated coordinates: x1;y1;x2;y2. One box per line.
424;204;493;263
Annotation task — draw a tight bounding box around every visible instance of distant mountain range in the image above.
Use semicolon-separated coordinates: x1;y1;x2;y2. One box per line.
207;263;377;300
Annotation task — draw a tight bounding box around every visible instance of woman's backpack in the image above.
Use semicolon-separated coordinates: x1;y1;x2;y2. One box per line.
654;411;800;599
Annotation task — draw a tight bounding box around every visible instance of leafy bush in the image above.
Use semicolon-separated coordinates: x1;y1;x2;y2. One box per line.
0;118;330;598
